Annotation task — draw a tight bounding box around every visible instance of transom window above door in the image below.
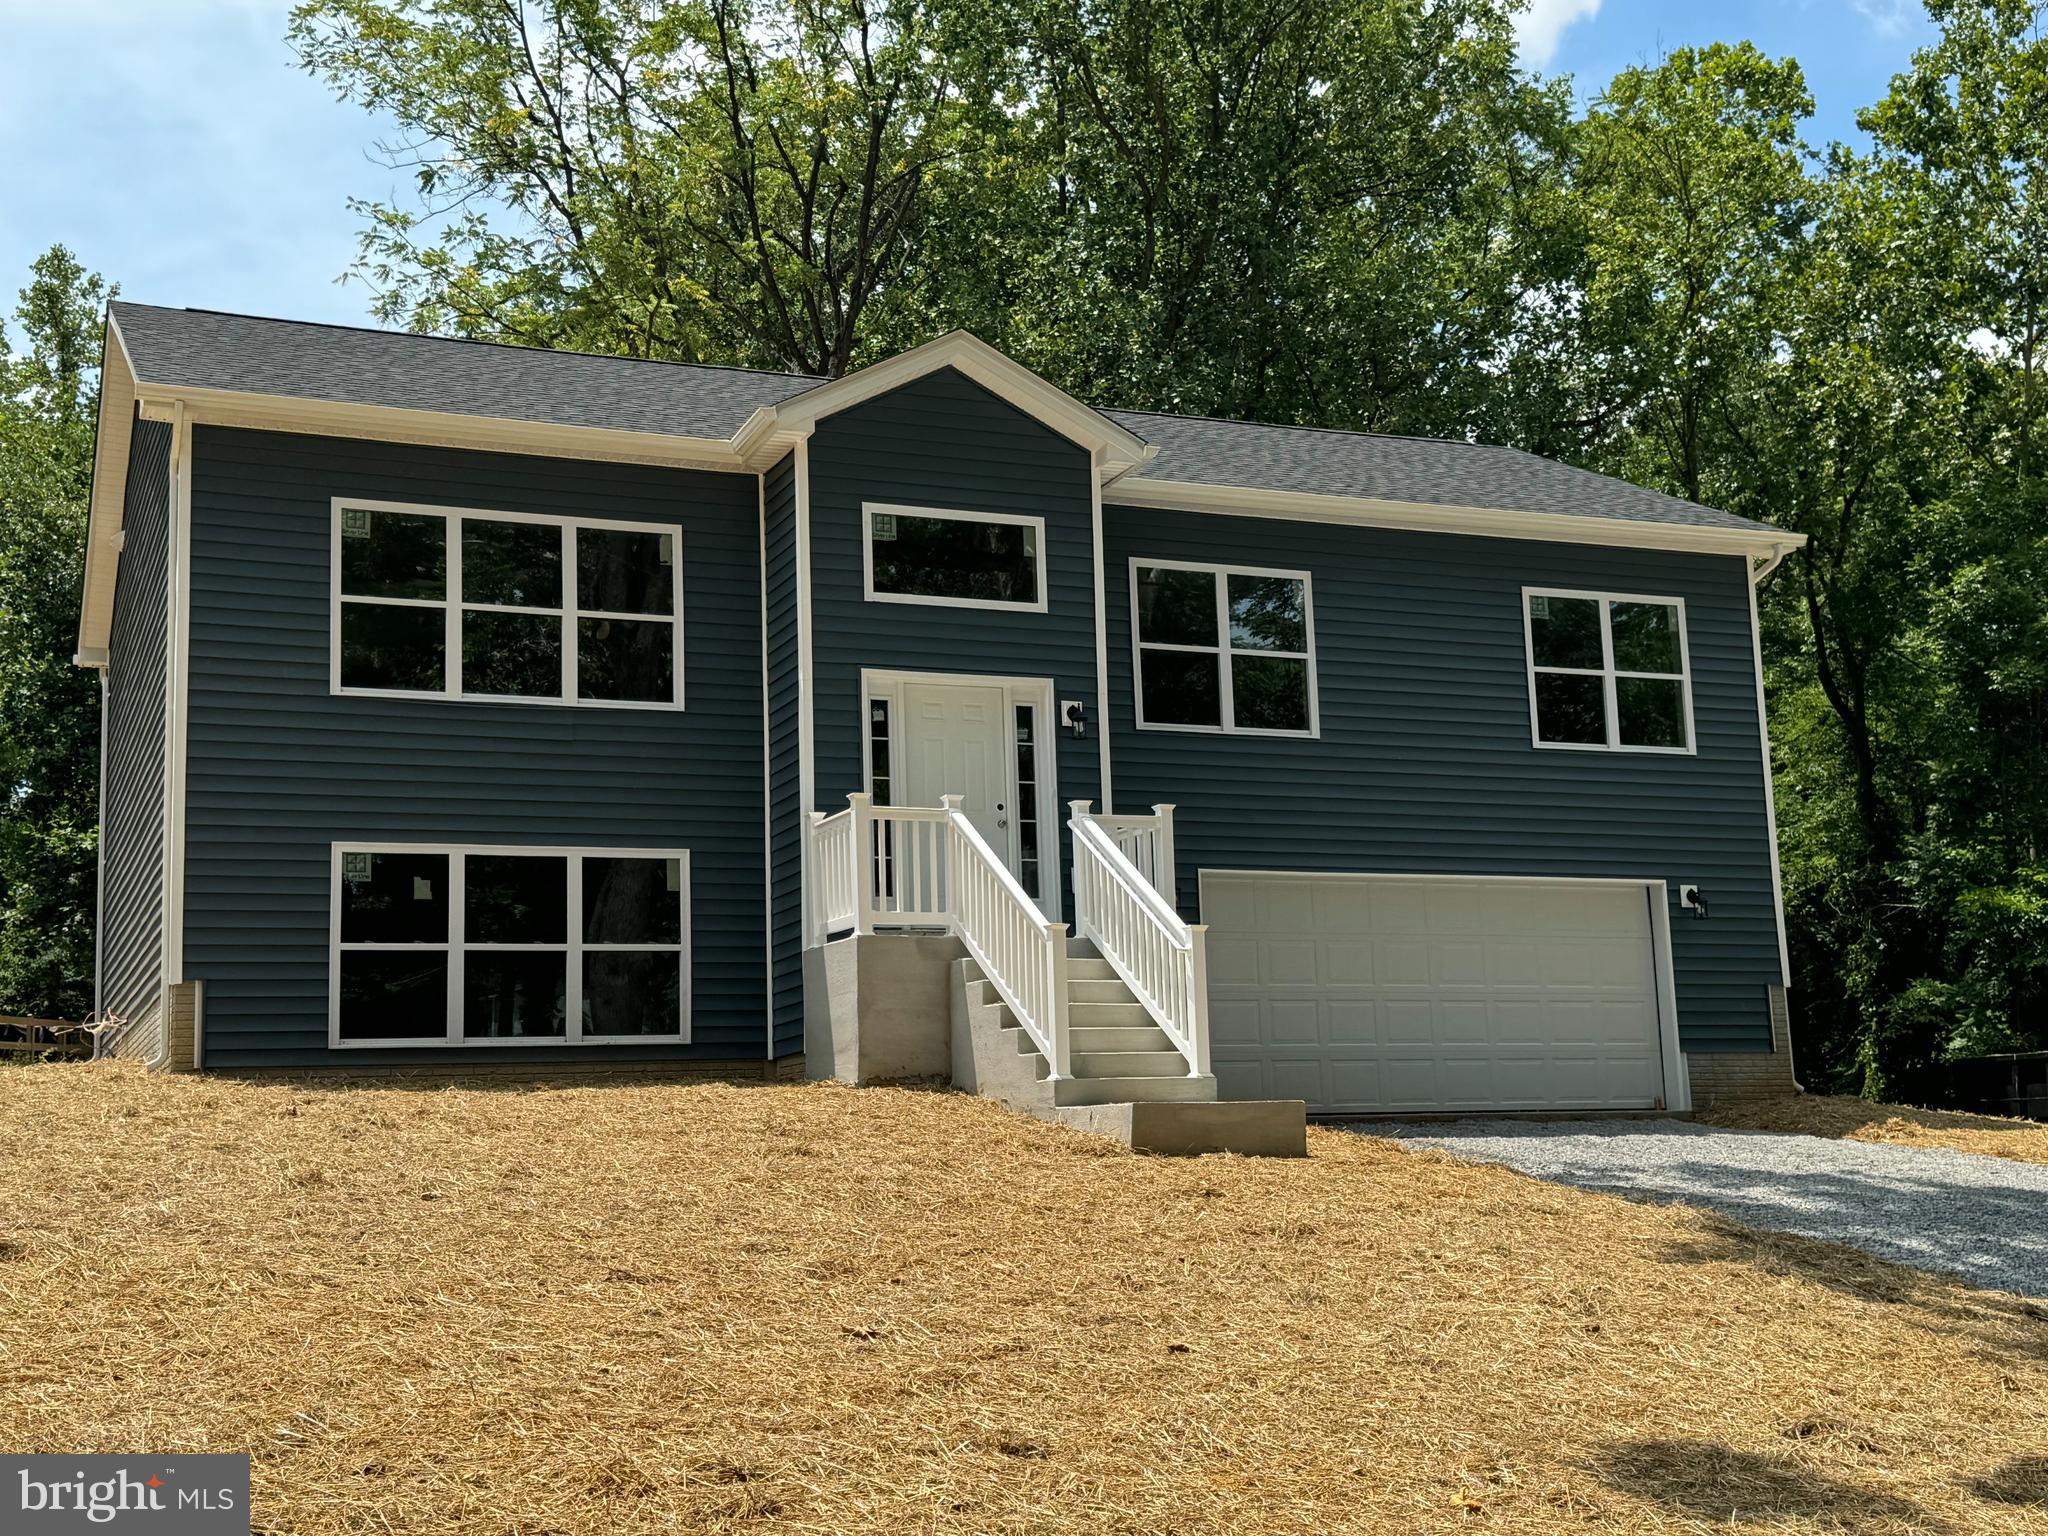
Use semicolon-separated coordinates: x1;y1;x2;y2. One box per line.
333;499;683;709
1131;560;1318;736
1523;588;1694;753
862;503;1046;611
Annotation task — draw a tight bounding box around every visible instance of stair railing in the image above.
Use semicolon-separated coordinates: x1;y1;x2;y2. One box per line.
1068;801;1211;1078
942;795;1071;1079
1091;804;1177;902
803;791;1070;1079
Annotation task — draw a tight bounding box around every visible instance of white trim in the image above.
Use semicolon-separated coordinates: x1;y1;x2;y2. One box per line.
163;404;192;993
1129;558;1320;738
859;667;1062;921
859;502;1049;613
1090;458;1114;809
75;315;139;663
1107;477;1805;561
327;843;692;1048
736;331;1151;474
794;436;817;893
329;497;684;711
1521;587;1697;756
759;470;775;1060
1747;570;1792;988
1197;867;1691;1115
137;383;742;472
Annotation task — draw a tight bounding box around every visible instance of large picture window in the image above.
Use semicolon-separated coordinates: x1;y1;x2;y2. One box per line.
1131;560;1317;736
333;500;683;708
862;503;1046;611
1523;588;1694;753
331;844;690;1046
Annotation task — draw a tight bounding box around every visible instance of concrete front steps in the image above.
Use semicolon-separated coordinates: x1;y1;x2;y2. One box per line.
951;938;1305;1156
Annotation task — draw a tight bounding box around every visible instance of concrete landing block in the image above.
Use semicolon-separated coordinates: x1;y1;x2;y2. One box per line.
1053;1099;1307;1157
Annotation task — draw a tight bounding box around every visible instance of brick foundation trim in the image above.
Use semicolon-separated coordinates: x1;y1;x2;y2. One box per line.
1686;985;1798;1108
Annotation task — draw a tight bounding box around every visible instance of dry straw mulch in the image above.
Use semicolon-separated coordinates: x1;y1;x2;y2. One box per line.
1703;1092;2048;1168
3;1062;2046;1534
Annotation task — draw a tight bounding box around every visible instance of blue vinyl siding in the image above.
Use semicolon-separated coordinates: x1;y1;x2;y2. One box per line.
763;451;804;1057
100;415;172;1029
806;369;1102;913
1103;504;1782;1053
181;427;767;1068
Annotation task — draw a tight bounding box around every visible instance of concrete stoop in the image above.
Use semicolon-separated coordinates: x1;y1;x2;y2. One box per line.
950;939;1306;1157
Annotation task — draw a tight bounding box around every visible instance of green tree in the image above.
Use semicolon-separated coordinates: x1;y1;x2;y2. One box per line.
0;246;109;1021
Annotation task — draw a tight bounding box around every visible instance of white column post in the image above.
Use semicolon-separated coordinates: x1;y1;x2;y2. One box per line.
847;792;875;935
939;794;965;921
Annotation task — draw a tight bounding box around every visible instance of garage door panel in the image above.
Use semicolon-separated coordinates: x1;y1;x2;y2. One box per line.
1204;873;1668;1114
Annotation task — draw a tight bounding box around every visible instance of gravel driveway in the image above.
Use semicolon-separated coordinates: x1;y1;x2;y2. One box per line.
1374;1119;2048;1297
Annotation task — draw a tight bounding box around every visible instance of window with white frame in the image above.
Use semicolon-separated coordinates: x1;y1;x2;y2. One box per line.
332;846;689;1045
1131;561;1317;735
1524;589;1694;752
863;503;1046;610
334;501;682;707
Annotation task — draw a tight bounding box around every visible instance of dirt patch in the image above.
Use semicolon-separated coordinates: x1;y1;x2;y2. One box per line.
3;1062;2044;1533
1703;1092;2048;1167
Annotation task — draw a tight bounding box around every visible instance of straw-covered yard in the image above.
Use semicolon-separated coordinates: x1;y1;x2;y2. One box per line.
1702;1092;2048;1167
4;1062;2046;1534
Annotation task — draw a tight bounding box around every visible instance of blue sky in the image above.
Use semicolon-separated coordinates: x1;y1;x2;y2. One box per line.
1;0;1940;332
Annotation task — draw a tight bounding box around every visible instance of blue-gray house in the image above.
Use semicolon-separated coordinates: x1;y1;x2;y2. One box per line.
78;303;1805;1119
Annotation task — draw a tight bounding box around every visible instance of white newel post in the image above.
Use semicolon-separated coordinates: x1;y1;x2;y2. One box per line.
803;810;825;946
1187;923;1212;1077
1047;921;1072;1080
847;792;875;935
1067;800;1095;930
939;794;965;917
1151;803;1178;904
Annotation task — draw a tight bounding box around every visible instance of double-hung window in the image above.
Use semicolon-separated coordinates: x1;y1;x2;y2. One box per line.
332;845;689;1045
1131;560;1317;735
334;500;682;708
1523;588;1694;753
862;503;1046;611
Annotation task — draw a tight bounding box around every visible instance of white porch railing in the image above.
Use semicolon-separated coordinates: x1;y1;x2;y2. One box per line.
1092;805;1178;902
1068;801;1211;1079
804;792;1071;1077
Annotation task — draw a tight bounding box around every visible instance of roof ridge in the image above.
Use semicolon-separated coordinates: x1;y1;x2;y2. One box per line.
1104;403;1532;455
110;300;826;386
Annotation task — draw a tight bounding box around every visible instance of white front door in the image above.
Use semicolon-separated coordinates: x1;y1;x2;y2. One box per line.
899;679;1012;861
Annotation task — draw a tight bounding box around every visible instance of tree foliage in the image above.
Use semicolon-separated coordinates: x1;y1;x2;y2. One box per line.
0;246;108;1021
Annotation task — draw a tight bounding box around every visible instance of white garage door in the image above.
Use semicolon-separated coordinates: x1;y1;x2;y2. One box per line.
1203;872;1672;1113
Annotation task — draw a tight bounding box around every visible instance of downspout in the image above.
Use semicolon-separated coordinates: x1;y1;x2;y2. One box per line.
1751;541;1804;1092
92;662;108;1048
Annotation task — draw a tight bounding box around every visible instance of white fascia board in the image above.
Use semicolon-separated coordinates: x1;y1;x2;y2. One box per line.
1106;477;1808;560
76;316;140;662
132;385;744;473
736;332;1153;475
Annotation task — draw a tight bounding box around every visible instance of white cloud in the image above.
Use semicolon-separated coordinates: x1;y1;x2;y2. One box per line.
1514;0;1603;70
1849;0;1917;37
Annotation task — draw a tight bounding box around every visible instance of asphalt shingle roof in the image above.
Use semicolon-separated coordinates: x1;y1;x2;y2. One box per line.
110;303;1778;536
111;302;820;440
1105;409;1767;533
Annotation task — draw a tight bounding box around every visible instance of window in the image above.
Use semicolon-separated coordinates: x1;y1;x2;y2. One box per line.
334;500;682;708
331;845;689;1046
1014;703;1041;899
1524;588;1694;753
1131;561;1317;735
863;503;1046;611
